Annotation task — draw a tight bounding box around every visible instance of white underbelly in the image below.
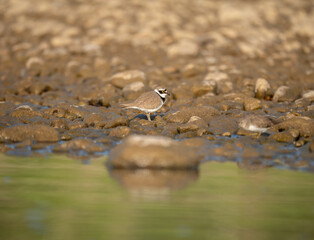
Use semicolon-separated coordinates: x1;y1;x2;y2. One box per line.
248;125;268;133
131;103;163;113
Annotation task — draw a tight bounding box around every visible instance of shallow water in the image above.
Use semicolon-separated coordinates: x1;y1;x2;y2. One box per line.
0;154;313;240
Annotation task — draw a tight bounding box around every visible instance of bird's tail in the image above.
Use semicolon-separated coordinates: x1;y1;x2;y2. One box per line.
120;103;132;109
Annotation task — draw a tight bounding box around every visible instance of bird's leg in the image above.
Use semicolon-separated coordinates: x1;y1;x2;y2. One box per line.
146;113;151;121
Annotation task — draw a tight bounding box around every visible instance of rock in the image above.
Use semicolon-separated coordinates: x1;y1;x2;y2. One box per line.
66;105;90;119
165;106;220;124
193;79;217;97
65;60;81;78
26;57;44;76
122;81;145;92
218;101;244;112
108;135;200;169
302;90;314;99
180;137;208;148
54;138;105;153
68;128;105;138
203;71;228;82
10;108;43;119
275;118;314;138
178;116;207;133
67;121;86;130
161;124;178;137
182;63;205;78
294;138;305;147
167;39;199;58
288;129;300;138
0;102;15;116
30;81;56;95
104;116;129;129
109;126;131;138
122;81;146;100
273;85;302;102
84;113;107;126
110;70;146;89
172;84;194;100
310;140;314;152
270;132;294;143
244;97;262;111
50;118;68;129
208;116;238;135
255;78;272;100
43;107;66;118
0;124;60;142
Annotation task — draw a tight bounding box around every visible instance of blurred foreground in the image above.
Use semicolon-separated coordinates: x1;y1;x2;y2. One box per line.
0;154;313;240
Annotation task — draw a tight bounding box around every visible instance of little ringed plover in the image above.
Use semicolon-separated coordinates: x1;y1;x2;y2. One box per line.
121;88;169;121
239;114;278;136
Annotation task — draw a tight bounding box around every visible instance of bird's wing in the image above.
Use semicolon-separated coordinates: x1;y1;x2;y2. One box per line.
132;91;163;109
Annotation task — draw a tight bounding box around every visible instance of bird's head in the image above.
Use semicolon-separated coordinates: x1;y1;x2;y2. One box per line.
155;88;169;98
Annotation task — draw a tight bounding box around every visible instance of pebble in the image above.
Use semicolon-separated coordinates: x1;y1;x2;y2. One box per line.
54;139;105;153
25;57;44;76
167;39;199;58
255;78;272;100
109;126;131;138
244;97;262;111
270;132;294;143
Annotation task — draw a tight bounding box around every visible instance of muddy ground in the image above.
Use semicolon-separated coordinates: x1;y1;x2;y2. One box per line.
0;0;313;171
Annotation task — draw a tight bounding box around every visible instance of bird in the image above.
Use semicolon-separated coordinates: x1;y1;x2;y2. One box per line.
121;88;169;121
239;114;279;136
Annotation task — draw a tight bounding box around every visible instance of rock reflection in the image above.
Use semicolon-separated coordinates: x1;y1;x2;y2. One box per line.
109;168;198;199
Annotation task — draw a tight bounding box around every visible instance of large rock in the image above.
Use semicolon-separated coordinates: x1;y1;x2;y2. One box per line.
0;124;60;142
165;106;220;124
275;117;314;138
110;70;146;88
108;135;200;169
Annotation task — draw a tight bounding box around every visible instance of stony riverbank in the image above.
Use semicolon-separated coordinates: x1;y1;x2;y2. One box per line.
0;0;313;171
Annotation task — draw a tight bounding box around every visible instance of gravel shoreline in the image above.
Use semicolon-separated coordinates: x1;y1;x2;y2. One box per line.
0;0;313;171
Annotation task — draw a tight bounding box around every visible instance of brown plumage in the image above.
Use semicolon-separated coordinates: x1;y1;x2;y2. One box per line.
239;115;279;134
121;91;163;111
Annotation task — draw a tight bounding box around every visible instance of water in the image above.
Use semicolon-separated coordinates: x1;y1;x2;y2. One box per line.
0;154;313;240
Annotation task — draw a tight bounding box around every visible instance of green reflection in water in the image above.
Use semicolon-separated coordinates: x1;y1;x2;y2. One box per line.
0;154;313;240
